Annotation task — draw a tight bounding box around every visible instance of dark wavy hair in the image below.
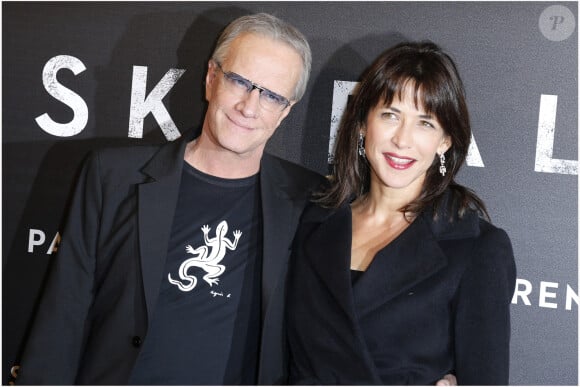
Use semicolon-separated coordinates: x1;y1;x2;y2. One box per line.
318;41;488;221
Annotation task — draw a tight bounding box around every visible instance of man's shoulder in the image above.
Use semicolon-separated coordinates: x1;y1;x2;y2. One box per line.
261;153;329;198
83;137;183;173
262;153;326;184
301;200;347;226
90;142;164;164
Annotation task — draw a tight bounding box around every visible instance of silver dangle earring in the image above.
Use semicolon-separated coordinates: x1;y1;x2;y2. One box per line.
439;152;447;176
358;132;366;158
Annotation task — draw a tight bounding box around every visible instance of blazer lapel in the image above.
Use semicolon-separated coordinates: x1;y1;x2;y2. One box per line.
259;155;304;315
353;215;448;316
257;155;320;384
303;205;383;384
137;134;190;322
304;205;355;317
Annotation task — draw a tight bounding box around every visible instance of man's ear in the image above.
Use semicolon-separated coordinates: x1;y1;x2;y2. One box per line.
205;60;218;101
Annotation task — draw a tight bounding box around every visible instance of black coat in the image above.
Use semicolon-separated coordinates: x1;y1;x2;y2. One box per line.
287;201;516;385
16;131;326;385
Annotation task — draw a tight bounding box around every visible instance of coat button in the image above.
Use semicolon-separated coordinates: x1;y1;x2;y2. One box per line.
132;336;142;347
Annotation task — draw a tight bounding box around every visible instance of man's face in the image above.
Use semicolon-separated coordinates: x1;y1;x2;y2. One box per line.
203;32;303;162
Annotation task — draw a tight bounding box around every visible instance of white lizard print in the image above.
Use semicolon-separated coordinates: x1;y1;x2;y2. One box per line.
168;220;242;291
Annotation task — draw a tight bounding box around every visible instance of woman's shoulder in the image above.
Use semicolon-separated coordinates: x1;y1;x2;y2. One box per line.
300;200;350;225
295;201;352;247
425;205;511;247
474;217;514;258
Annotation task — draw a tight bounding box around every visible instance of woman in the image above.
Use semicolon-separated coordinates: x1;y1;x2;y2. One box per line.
287;41;516;385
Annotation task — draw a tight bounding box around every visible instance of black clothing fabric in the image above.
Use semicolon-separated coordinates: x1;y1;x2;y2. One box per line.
15;129;327;385
287;199;516;385
129;164;262;385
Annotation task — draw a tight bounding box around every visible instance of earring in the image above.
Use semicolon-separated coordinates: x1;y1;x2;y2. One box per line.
358;132;366;158
439;152;447;176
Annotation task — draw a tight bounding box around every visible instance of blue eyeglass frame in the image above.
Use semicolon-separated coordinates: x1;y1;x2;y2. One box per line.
214;62;292;110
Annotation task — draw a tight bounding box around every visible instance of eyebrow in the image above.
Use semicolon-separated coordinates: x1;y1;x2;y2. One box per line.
230;70;288;99
386;106;434;120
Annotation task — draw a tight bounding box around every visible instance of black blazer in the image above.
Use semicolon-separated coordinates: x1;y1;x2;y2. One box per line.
287;201;516;385
16;131;326;385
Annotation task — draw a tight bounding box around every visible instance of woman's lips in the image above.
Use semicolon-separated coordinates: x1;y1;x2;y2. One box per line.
384;152;416;170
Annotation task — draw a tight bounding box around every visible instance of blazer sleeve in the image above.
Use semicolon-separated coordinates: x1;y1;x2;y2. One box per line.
16;151;103;384
453;221;517;385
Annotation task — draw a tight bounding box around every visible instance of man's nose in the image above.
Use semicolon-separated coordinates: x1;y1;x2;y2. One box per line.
238;88;261;117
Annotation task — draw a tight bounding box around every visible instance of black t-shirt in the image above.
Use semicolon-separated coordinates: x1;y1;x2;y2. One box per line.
129;162;263;385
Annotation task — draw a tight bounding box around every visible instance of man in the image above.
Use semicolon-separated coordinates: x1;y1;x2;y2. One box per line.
13;12;457;385
14;13;324;385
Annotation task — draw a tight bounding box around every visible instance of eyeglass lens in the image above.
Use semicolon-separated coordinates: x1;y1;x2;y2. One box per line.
216;63;290;111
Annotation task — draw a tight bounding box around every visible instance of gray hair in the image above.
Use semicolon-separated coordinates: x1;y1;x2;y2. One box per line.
211;13;311;102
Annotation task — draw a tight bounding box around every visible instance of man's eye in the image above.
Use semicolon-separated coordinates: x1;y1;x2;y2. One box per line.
229;75;249;88
262;91;283;104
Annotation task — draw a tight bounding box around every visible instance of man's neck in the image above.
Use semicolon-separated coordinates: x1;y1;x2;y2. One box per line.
184;137;262;179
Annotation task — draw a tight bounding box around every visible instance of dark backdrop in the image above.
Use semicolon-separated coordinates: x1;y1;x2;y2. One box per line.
3;2;578;384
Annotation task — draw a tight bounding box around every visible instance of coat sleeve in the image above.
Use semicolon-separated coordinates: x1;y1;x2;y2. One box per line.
453;221;517;385
15;151;103;385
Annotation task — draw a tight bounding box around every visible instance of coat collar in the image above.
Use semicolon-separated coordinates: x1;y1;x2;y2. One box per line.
302;199;481;317
259;153;315;314
136;136;314;324
352;215;449;315
137;131;192;322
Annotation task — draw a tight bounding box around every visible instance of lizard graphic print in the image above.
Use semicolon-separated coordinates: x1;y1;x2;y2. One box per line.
168;220;242;291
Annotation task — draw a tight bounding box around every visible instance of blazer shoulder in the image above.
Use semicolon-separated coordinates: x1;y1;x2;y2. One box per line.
474;218;515;262
456;217;516;285
262;153;328;191
298;201;350;235
476;217;512;249
84;135;187;179
87;143;165;169
428;209;515;279
88;128;194;169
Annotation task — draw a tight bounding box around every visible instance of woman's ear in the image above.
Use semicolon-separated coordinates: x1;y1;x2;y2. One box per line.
359;123;366;137
439;136;452;154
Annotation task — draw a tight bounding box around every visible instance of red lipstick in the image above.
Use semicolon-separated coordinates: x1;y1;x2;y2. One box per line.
384;152;416;170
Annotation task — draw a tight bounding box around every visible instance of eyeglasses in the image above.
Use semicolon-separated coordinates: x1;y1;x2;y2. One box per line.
214;62;292;112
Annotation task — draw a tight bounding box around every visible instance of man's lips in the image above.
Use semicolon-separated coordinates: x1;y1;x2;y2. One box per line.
384;152;416;170
227;114;255;131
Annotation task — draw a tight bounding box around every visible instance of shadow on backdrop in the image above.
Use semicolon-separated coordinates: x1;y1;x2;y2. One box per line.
2;5;252;383
300;32;409;176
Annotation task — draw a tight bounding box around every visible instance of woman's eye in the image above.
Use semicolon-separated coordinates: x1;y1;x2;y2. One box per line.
421;120;435;128
382;112;397;120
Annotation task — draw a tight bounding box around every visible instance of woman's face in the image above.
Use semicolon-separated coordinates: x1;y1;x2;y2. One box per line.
363;83;451;198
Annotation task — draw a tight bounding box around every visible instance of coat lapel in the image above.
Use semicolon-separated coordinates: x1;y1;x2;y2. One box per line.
303;205;383;383
257;154;324;384
304;205;356;318
299;200;481;384
353;215;448;316
137;134;190;322
259;154;304;315
353;206;481;316
302;205;480;318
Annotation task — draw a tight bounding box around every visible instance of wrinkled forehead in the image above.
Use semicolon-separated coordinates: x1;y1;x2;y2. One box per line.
223;33;302;97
